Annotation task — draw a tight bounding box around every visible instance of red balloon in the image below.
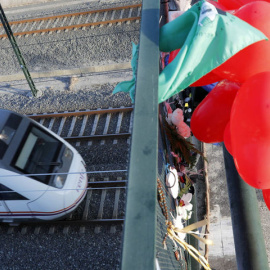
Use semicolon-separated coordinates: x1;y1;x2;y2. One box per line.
207;0;231;10
230;72;270;189
224;122;233;156
211;0;270;10
213;1;270;83
263;189;270;211
213;0;240;10
190;72;222;87
168;49;180;64
190;80;240;143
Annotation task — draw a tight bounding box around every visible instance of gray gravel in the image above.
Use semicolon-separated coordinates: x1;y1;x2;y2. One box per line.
0;23;140;76
0;78;133;114
5;0;141;21
0;1;139;269
0;228;123;269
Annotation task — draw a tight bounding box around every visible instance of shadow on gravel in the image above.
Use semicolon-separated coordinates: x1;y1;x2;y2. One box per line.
55;76;79;91
0;83;29;95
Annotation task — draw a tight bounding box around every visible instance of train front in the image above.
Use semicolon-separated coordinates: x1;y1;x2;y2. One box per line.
27;140;88;220
0;109;88;221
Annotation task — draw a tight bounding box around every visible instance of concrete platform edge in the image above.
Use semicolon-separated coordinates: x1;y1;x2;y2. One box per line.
0;62;131;82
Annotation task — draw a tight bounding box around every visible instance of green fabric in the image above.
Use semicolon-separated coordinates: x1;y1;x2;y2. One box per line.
112;42;138;103
112;1;267;104
158;0;267;103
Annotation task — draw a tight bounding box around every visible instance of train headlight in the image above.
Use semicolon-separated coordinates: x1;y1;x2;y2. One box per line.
64;148;73;160
0;126;15;145
50;147;72;188
53;175;66;189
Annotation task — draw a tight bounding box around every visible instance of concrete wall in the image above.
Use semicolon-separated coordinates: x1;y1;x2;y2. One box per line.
1;0;57;8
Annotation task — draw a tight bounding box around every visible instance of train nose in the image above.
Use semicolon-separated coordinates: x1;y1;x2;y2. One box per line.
27;188;65;219
75;171;87;193
63;161;88;209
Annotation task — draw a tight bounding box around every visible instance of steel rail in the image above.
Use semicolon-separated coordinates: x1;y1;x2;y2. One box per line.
3;181;126;226
0;170;128;178
28;107;133;119
0;4;141;38
11;218;125;227
0;17;140;38
3;4;142;25
2;181;126;226
64;133;130;141
88;180;127;188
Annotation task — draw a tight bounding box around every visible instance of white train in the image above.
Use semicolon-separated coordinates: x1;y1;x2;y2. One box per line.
0;109;88;223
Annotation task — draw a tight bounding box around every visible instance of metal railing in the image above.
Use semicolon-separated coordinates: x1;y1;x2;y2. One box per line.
120;0;160;269
121;0;270;269
223;145;269;270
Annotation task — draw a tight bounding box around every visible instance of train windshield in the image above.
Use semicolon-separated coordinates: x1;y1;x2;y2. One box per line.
13;126;62;184
0;113;22;159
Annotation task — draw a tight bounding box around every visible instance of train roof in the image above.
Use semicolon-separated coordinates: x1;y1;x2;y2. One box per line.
0;109;23;126
0;109;19;118
0;110;31;166
0;109;25;132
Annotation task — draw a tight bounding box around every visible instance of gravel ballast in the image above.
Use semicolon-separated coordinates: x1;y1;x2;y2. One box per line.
0;1;138;269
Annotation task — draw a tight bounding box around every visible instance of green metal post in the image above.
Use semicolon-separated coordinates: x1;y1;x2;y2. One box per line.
223;145;269;270
0;4;38;97
121;0;160;269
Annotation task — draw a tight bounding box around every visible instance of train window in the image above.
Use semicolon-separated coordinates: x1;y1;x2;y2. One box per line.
13;126;62;185
0;126;15;145
0;141;8;159
0;114;21;159
0;184;28;200
7;114;22;129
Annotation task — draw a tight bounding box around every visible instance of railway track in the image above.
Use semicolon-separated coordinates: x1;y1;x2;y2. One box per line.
0;4;141;39
0;0;137;268
1;170;127;235
0;168;128;233
0;106;133;234
28;106;134;143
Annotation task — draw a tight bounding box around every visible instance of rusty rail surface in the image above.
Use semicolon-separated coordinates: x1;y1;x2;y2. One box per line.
27;107;133;141
28;107;133;119
0;4;141;38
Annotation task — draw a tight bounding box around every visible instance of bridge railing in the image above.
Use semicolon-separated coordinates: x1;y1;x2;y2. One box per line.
121;0;270;269
120;0;160;269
